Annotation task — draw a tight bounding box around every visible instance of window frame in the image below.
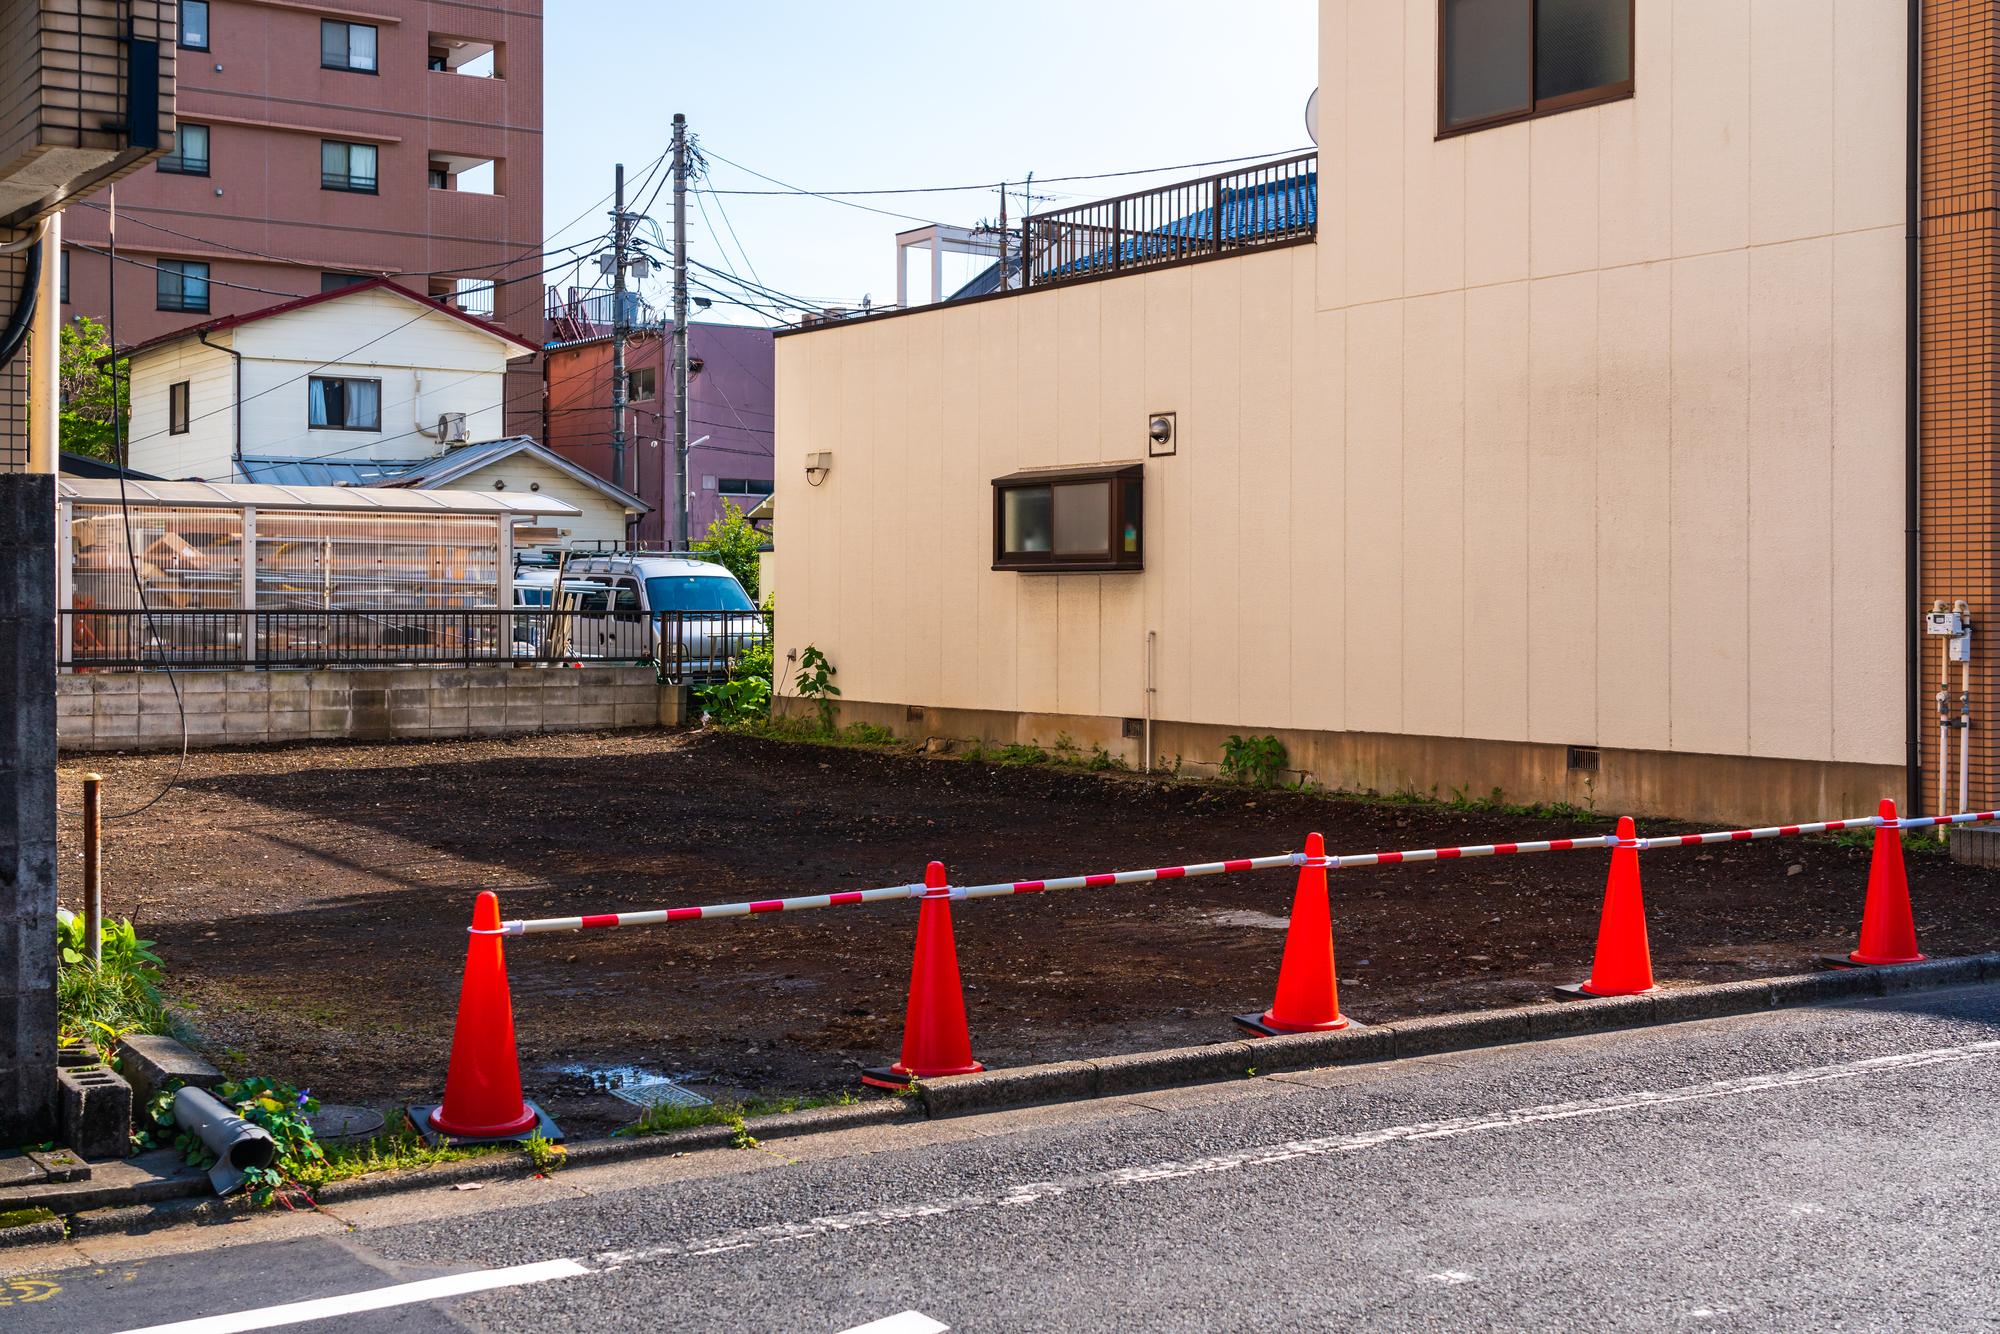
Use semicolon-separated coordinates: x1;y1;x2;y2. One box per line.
156;260;211;313
157;122;210;176
307;376;383;432
320;140;379;194
320;19;379;73
627;367;655;401
991;464;1144;573
178;0;209;51
1436;0;1634;139
168;381;191;435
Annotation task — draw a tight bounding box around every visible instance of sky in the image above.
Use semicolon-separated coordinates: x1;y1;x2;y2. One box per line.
542;1;1320;327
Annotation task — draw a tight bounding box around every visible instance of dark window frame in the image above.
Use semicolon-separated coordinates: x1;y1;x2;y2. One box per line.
178;0;209;50
307;375;383;432
1436;0;1634;139
320;19;380;73
156;259;211;313
320;139;379;194
168;381;191;435
59;250;69;304
991;464;1144;573
627;367;655;401
157;122;210;176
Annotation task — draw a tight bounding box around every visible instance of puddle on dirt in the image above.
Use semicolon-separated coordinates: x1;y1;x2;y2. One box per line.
1207;910;1291;930
543;1063;712;1108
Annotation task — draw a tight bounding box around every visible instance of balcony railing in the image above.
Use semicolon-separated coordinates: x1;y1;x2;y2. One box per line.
60;609;770;684
1023;152;1316;290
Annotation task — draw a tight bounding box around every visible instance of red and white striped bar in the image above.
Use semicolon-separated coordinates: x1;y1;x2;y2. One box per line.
497;853;1303;935
487;809;2000;937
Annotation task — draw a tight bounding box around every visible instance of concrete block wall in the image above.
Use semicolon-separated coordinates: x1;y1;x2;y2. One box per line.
58;666;686;751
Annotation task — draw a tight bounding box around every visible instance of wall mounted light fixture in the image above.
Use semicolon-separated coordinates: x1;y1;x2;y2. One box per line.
806;451;832;486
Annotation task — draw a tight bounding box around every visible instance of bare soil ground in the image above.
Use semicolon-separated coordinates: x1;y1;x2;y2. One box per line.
56;727;2000;1141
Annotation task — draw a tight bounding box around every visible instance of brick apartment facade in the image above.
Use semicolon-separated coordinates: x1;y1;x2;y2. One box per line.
57;0;545;447
1921;0;2000;816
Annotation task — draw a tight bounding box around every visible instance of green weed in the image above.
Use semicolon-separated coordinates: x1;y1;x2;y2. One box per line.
1220;734;1288;787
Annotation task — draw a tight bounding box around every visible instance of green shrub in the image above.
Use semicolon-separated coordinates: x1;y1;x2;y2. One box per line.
1219;734;1288;787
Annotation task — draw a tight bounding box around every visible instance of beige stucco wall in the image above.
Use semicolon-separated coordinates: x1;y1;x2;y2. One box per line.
773;0;1909;812
448;453;634;549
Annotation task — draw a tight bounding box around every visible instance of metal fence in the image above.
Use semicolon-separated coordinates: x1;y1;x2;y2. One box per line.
60;609;770;682
1023;153;1316;290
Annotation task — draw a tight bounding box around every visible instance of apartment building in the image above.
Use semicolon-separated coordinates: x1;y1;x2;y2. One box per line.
59;0;546;446
774;0;1976;828
543;316;776;547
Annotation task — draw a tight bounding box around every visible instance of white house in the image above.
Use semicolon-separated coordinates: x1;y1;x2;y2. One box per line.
364;436;650;552
121;278;538;484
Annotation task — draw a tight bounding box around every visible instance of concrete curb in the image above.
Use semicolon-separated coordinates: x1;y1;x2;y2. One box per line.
36;957;2000;1236
913;954;2000;1117
59;1098;925;1231
0;1213;65;1249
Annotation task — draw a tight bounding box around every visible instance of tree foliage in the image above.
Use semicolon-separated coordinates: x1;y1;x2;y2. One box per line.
692;500;765;602
57;316;128;461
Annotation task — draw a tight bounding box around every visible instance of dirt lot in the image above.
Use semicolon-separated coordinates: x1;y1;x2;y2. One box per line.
54;727;2000;1140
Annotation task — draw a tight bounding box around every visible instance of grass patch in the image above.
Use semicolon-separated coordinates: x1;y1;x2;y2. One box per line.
288;1125;503;1189
616;1090;868;1139
0;1207;58;1230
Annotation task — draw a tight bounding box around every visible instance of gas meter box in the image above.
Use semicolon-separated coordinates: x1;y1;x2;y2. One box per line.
1926;611;1964;636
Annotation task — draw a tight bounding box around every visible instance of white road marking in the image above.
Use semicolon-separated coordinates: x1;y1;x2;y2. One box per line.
110;1259;592;1334
1425;1271;1475;1285
835;1312;949;1334
596;1041;2000;1270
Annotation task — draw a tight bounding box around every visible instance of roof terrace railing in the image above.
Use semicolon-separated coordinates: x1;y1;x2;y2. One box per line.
1023;152;1316;291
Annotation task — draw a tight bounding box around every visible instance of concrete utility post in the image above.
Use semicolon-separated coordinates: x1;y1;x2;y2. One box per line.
609;163;630;497
672;113;690;551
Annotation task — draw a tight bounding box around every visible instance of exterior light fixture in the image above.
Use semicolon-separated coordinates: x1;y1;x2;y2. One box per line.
1147;412;1177;456
806;451;832;486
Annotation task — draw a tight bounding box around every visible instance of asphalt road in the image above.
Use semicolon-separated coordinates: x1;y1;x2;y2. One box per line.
9;983;2000;1333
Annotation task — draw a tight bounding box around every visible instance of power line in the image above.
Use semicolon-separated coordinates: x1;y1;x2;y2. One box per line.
702;146;1313;200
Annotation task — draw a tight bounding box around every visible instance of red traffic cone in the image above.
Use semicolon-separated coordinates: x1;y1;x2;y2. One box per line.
1842;798;1926;966
422;892;546;1142
863;861;984;1089
1558;816;1657;998
1235;832;1349;1036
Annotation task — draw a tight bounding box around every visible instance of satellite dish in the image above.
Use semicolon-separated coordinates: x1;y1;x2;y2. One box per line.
1305;88;1318;145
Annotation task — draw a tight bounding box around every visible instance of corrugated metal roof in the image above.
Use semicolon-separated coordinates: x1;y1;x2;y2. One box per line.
56;478;581;516
238;456;425;488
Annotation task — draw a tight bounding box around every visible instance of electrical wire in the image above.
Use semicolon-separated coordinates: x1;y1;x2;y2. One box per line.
703;146;1315;197
65;188;189;822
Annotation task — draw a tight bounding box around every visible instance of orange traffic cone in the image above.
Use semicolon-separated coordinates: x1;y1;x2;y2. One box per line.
419;891;552;1143
1832;798;1926;967
863;861;984;1090
1235;832;1349;1036
1557;816;1657;998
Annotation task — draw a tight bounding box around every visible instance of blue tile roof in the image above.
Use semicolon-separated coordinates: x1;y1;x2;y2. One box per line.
237;456;428;488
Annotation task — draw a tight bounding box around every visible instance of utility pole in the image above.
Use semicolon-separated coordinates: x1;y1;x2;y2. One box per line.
672;113;691;551
609;163;630;498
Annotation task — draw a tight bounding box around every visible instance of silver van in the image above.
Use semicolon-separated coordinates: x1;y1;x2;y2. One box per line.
567;555;766;679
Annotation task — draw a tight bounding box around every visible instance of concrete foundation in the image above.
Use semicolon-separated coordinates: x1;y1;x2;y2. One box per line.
777;696;1904;829
59;667;690;751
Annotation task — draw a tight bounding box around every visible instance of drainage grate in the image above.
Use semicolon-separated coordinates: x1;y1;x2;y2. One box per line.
612;1078;711;1109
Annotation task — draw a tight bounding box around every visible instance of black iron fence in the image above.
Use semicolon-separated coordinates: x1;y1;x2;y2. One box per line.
1023;152;1316;290
60;608;770;682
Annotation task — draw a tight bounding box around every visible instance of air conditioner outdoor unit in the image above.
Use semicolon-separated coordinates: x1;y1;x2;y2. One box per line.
437;412;469;444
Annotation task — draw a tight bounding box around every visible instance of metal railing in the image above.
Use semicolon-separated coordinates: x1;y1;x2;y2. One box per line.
1023;152;1316;290
60;609;770;682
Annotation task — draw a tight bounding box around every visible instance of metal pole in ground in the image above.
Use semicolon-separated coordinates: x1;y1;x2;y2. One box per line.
82;773;102;964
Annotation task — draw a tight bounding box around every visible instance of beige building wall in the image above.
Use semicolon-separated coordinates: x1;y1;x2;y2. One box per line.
773;0;1909;823
447;454;631;548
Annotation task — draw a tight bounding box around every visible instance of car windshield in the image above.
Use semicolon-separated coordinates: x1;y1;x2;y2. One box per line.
645;574;756;613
